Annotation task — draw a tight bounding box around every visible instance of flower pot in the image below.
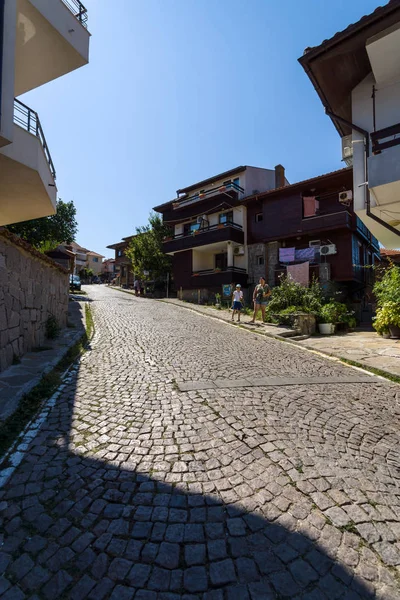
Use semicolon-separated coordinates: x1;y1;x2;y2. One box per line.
318;323;335;335
389;325;400;338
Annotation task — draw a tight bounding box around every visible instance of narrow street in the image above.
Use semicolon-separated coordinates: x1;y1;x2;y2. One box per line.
1;285;400;599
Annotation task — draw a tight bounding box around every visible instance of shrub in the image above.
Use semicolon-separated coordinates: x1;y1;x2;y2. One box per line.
268;275;323;315
46;315;60;339
319;301;349;324
373;263;400;307
373;302;400;335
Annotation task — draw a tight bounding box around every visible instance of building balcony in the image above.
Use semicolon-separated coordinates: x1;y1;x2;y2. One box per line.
0;99;57;226
171;181;244;212
14;0;90;96
300;210;352;234
163;223;244;254
191;266;248;288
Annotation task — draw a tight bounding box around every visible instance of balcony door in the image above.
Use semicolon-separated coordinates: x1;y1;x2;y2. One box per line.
215;253;227;270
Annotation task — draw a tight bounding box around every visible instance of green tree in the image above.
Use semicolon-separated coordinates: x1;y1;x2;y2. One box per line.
125;212;172;280
7;199;78;251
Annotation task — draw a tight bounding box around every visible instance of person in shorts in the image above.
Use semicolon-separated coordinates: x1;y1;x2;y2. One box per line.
231;284;244;322
250;277;270;323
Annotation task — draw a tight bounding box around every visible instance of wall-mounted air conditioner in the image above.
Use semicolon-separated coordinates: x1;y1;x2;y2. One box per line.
338;190;352;205
234;245;245;256
342;135;353;167
309;240;321;247
320;244;337;256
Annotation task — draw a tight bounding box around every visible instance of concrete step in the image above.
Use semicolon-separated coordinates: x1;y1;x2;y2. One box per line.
290;334;310;341
278;329;302;338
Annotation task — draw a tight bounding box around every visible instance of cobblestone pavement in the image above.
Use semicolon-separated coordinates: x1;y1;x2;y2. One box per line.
1;285;400;600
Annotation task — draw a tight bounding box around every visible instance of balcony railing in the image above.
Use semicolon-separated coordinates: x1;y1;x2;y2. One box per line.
173;181;245;210
173;221;243;240
61;0;88;28
371;122;400;154
163;222;244;253
14;99;56;179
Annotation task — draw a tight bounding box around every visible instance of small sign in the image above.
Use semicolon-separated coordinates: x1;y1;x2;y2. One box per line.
222;284;231;298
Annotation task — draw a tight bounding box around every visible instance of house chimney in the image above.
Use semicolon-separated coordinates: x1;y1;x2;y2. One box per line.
275;164;285;189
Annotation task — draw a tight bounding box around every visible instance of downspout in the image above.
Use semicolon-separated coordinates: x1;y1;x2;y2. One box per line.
0;0;4;131
326;109;400;239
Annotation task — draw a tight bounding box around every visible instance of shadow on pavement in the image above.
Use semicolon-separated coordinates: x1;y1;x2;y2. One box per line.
0;331;384;599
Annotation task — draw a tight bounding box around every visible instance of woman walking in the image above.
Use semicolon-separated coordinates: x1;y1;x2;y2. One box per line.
231;284;244;322
250;277;270;324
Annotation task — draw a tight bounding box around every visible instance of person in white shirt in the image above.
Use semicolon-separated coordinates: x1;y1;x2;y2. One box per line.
231;284;244;322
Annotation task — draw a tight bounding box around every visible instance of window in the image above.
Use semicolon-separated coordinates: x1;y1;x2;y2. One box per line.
117;249;124;257
256;255;264;266
255;213;263;222
215;253;227;270
233;177;240;188
93;257;98;263
219;211;233;225
184;222;200;236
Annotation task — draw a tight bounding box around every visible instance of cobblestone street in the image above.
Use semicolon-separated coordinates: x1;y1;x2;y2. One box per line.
1;285;400;599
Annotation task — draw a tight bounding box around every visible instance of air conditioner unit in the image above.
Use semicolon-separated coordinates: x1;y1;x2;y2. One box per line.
309;240;321;247
234;245;245;256
339;190;353;205
320;244;337;256
341;135;353;166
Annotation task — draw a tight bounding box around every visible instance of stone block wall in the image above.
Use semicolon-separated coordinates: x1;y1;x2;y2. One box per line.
0;230;69;372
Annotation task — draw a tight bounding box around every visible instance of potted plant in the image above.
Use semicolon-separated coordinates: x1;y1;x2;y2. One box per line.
373;263;400;337
318;302;347;334
214;267;222;273
215;292;221;308
373;302;400;338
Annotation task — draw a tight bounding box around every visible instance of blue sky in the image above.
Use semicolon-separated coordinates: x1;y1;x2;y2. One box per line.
22;0;381;258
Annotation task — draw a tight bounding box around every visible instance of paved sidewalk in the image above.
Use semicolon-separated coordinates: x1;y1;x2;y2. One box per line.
0;299;86;421
162;298;400;379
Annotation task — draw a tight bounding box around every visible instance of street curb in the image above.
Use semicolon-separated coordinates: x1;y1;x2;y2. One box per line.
0;304;95;489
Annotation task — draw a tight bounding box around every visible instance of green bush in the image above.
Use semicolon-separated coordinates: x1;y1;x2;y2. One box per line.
268;275;323;315
374;264;400;307
373;302;400;335
45;315;60;340
319;301;350;324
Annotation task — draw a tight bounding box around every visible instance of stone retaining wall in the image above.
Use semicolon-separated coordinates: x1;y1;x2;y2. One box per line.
0;230;69;372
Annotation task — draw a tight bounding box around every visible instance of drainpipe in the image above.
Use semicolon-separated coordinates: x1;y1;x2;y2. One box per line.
326;109;400;240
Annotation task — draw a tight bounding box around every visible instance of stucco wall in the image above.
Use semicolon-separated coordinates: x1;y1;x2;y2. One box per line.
0;231;69;372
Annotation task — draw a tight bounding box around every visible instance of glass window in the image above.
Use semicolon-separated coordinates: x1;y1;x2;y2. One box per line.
184;222;200;236
256;255;264;266
255;213;263;222
219;211;233;225
233;177;240;189
93;257;98;263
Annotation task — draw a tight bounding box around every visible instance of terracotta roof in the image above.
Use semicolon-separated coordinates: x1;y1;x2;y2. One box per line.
0;228;69;274
301;0;400;58
380;248;400;255
243;167;352;203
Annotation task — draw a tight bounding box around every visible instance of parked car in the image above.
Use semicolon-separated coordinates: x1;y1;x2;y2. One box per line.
92;276;101;284
70;275;81;291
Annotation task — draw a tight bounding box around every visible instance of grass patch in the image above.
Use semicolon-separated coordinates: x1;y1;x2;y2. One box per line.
340;358;400;384
338;521;358;534
0;305;94;459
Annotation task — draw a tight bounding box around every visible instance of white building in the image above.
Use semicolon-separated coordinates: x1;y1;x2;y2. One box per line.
299;0;400;248
0;0;90;226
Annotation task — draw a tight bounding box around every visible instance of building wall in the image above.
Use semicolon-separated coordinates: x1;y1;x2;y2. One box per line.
247;243;267;285
0;231;69;372
245;167;276;195
0;0;16;147
87;254;102;275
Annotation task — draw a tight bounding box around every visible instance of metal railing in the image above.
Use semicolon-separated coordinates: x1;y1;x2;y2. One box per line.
173;181;245;210
371;122;400;154
61;0;88;28
192;266;247;276
169;221;243;240
14;99;56;179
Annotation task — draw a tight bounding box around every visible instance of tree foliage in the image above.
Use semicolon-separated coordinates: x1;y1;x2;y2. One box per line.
7;199;78;251
125;212;172;280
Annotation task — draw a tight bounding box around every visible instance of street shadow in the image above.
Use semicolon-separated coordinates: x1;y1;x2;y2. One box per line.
0;352;383;599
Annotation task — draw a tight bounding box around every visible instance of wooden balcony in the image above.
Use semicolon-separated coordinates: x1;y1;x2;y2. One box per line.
301;210;352;233
191;267;248;288
163;223;244;254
